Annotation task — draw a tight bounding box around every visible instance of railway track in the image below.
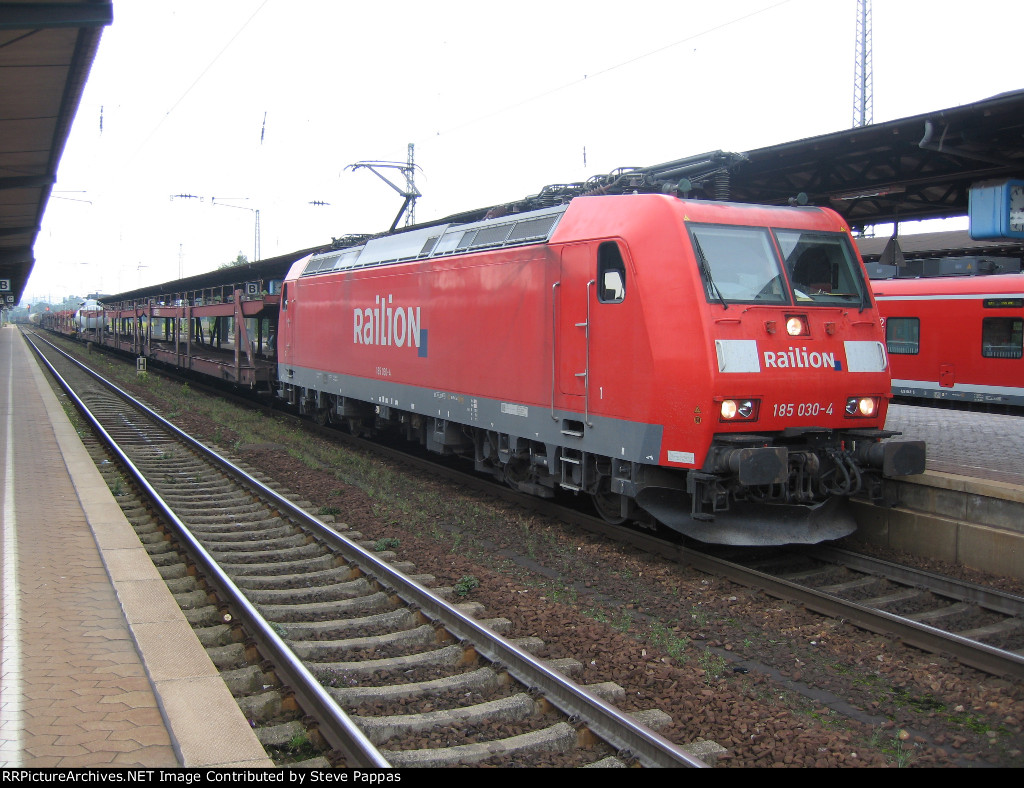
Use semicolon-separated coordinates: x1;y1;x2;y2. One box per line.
531;511;1024;681
381;436;1024;682
321;416;1024;683
24;330;710;769
707;544;1024;680
523;508;1024;682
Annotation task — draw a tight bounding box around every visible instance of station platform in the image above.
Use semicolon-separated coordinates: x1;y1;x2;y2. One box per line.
0;326;271;768
887;403;1024;487
856;403;1024;578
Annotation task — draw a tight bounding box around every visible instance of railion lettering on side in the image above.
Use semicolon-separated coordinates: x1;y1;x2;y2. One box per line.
353;294;424;351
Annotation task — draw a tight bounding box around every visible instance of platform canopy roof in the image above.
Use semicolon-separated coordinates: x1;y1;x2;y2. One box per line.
0;1;111;305
729;88;1024;232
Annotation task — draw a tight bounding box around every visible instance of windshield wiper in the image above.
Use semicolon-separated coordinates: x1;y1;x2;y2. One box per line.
692;233;728;309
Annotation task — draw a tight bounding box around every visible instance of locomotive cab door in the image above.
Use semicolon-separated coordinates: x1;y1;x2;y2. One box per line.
557;244;592;401
279;282;292;364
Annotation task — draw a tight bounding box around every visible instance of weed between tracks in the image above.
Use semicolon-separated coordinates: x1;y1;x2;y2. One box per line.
266;732;320;765
869;728;917;768
372;536;400;552
453;575;480;597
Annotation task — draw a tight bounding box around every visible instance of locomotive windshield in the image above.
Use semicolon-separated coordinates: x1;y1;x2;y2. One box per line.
774;229;869;306
689;224;869;307
689;225;785;304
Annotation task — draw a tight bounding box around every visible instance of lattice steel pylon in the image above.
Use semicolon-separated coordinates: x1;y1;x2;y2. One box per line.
405;143;417;226
852;0;873;128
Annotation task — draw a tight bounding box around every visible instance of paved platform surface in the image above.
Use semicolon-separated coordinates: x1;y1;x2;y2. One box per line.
0;326;271;768
886;403;1024;487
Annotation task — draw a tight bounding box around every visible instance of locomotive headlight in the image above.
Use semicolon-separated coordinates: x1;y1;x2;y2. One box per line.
845;396;878;418
785;315;808;336
720;398;758;421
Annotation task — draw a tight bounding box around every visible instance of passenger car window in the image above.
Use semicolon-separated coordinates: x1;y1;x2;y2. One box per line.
885;317;920;355
982;317;1023;359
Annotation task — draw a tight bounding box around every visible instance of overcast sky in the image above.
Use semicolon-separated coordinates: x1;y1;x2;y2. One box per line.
24;0;1024;302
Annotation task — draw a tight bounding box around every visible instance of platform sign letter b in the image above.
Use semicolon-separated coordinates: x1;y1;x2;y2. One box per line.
0;279;9;292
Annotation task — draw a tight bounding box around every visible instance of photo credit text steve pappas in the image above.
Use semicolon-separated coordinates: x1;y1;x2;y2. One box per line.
1;770;406;784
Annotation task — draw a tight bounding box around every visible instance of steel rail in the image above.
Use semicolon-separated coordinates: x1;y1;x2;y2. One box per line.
808;545;1024;616
27;331;707;769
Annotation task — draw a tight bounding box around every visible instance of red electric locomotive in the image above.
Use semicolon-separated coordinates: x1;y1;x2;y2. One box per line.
277;192;924;545
873;273;1024;407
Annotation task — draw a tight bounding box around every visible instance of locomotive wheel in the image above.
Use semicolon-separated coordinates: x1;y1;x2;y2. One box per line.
502;457;530;490
592;481;628;525
313;407;331;426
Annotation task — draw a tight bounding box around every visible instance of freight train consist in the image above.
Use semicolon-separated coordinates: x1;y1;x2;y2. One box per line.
873;273;1024;408
47;171;926;546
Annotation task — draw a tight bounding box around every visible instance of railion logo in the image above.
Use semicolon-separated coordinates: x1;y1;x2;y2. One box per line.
353;294;428;357
763;346;842;371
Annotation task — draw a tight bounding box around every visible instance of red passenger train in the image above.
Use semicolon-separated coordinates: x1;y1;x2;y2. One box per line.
275;192;924;545
873;273;1024;408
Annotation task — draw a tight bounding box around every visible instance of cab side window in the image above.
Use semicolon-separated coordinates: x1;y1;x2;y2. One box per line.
597;242;626;303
